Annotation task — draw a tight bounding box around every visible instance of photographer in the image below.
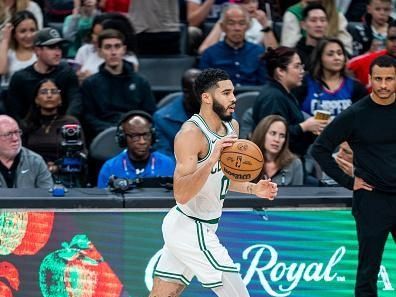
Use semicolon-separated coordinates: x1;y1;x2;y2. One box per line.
97;111;175;188
21;78;87;187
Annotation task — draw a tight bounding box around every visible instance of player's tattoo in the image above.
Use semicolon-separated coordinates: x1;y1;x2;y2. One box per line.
247;184;254;194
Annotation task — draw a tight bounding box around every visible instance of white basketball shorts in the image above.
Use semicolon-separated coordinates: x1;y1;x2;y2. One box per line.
154;206;239;289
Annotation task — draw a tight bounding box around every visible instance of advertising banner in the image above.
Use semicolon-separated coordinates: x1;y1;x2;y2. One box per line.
0;209;394;296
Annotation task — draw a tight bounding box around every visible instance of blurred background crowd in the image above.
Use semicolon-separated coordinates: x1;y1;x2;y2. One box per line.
0;0;395;189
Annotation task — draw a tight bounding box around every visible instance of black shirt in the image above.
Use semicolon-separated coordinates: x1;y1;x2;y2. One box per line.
311;95;396;192
253;79;315;157
0;152;21;188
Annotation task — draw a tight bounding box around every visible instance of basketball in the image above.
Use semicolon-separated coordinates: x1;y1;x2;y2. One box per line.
220;139;264;182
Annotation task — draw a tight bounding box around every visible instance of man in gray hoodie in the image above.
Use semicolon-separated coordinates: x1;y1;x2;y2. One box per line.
0;115;53;188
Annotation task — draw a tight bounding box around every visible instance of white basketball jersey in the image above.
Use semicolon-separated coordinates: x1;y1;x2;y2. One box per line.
177;114;236;221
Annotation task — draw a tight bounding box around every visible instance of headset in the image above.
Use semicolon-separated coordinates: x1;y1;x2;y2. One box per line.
115;110;156;148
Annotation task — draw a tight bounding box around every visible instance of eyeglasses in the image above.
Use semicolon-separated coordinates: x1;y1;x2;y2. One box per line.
125;132;152;142
0;130;23;139
388;35;396;41
39;88;61;95
291;63;305;70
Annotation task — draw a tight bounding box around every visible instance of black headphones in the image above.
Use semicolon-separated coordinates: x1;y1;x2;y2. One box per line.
115;110;156;148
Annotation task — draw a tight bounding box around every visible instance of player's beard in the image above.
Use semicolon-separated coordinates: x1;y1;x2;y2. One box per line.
213;98;233;122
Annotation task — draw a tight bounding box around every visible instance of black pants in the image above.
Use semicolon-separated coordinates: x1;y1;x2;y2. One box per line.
352;189;396;297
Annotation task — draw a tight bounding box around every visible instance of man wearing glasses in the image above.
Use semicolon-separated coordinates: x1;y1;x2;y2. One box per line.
97;111;175;188
0;115;53;188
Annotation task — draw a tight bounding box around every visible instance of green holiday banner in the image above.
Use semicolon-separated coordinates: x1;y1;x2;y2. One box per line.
0;209;394;296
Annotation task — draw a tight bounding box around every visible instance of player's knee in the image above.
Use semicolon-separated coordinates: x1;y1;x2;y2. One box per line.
149;277;185;297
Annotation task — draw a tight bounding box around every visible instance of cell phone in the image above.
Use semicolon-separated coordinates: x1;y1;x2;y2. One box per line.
67;59;82;72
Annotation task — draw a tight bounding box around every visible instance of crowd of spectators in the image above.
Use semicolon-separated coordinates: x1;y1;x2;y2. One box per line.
0;0;395;189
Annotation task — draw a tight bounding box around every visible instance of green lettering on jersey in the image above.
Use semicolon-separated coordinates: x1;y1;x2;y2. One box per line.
211;161;222;174
220;175;230;200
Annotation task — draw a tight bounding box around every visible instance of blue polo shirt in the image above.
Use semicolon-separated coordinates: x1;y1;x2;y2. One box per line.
97;150;175;188
199;40;266;86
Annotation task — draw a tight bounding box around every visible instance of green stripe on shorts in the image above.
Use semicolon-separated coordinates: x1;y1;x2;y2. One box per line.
202;280;223;288
154;270;191;286
196;221;239;273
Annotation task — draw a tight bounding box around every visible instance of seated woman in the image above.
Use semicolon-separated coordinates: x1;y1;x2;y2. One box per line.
0;10;38;89
293;37;367;117
0;0;43;34
21;78;86;186
251;115;304;186
253;46;329;158
62;0;100;58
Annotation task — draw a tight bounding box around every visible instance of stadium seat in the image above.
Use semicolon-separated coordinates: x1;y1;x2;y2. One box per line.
138;56;197;94
179;23;188;55
234;91;259;122
89;127;122;162
156;91;183;109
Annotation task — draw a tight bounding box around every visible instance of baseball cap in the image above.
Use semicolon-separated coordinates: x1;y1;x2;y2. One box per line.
34;28;65;46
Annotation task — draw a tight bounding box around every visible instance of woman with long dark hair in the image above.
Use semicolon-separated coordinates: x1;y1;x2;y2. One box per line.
294;37;367;117
251;115;303;185
22;78;85;180
0;10;37;88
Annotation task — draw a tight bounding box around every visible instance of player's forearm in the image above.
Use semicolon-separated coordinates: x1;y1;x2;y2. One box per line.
174;159;217;204
230;181;255;195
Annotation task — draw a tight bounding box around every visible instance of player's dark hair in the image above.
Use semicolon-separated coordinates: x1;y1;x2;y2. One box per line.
369;55;396;74
194;68;230;103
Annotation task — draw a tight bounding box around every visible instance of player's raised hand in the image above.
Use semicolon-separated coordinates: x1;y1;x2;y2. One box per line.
254;179;278;200
211;134;237;161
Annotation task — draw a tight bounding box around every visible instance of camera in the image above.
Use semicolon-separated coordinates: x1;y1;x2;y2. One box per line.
59;124;85;173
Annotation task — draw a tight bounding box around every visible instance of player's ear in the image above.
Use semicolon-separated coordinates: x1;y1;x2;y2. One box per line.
201;92;211;104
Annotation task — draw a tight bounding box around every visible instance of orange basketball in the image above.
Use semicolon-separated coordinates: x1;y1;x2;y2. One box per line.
220;139;264;182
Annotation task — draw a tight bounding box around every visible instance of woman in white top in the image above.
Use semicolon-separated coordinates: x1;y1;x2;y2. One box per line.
75;12;138;83
0;0;43;33
0;10;37;89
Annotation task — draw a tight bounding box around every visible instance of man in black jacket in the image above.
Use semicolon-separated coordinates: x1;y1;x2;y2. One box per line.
6;28;82;120
81;29;156;140
295;3;328;68
311;55;396;297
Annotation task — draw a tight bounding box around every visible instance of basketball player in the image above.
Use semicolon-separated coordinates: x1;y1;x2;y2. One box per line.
149;68;278;296
312;55;396;297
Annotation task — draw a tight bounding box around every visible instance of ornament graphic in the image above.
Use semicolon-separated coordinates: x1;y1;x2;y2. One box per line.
39;234;123;297
0;261;20;297
0;211;54;255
